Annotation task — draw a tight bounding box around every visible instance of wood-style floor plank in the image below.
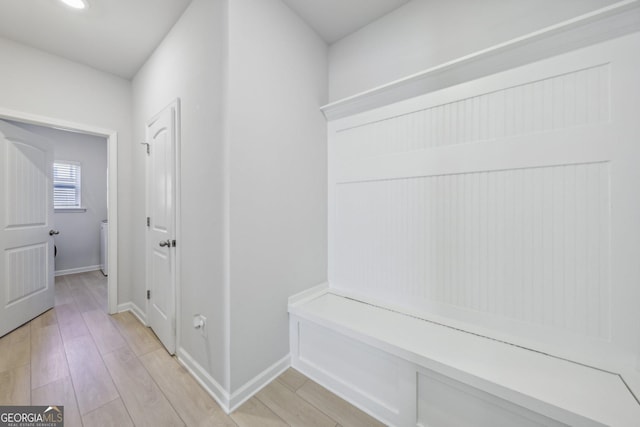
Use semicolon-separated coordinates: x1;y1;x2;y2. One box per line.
30;308;57;330
82;309;127;355
32;376;82;427
112;311;161;356
256;381;337;427
0;365;30;405
82;273;108;312
0;271;389;427
296;380;386;427
64;334;119;414
277;368;308;392
0;323;30;374
66;274;102;313
55;303;90;342
54;276;76;306
30;324;69;389
232;397;288;427
104;346;184;427
140;348;236;427
82;398;134;427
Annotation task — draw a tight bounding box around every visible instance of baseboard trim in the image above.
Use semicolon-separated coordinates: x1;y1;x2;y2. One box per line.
55;265;101;277
176;348;291;415
117;302;147;326
288;282;329;308
229;354;291;412
177;348;230;412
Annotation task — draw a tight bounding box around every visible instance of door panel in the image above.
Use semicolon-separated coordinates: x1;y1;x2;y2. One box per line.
0;119;54;337
146;101;178;354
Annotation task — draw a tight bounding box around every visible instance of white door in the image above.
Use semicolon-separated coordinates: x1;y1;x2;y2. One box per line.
146;101;179;354
0;119;55;337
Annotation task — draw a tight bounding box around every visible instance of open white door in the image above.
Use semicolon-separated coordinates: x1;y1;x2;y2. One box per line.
145;101;179;354
0;120;55;337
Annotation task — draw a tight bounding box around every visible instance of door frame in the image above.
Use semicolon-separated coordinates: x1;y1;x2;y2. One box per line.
0;107;119;314
144;99;181;353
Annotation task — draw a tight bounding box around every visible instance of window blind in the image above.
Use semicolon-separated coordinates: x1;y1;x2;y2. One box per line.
53;162;81;207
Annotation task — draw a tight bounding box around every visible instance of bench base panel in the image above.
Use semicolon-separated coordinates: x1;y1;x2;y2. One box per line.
290;315;570;427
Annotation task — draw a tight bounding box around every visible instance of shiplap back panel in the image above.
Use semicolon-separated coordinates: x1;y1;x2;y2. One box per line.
335;163;610;340
336;65;609;162
328;33;640;369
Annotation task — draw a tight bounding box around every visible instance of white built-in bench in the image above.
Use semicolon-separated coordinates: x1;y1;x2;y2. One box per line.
289;292;640;427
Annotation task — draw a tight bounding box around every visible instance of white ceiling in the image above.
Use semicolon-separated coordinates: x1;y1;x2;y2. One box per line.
282;0;410;44
0;0;192;79
0;0;409;80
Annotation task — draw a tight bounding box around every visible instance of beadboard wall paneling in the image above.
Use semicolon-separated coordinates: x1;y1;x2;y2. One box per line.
328;33;640;369
334;162;610;340
334;64;609;162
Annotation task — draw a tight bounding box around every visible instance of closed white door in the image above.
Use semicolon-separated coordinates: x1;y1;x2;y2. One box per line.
146;101;179;354
0;119;55;337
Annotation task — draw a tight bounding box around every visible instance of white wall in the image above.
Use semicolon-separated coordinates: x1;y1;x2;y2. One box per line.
134;0;328;400
9;122;107;273
0;37;132;303
132;0;228;387
227;0;328;392
328;0;620;101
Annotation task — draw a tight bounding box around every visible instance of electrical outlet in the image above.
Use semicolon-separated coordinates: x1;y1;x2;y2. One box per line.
193;314;207;337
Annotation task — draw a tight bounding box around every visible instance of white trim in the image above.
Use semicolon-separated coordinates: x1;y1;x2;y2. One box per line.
54;265;101;277
107;132;118;314
174;99;183;360
228;354;290;412
177;347;230;412
52;160;82;209
290;353;394;427
176;347;291;415
221;0;232;391
320;0;640;120
0;106;119;315
288;282;329;308
117;302;147;326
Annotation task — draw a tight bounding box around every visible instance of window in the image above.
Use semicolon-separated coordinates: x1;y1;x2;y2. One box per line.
53;161;81;208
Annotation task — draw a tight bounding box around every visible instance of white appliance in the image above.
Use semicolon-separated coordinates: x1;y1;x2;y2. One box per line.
100;220;108;276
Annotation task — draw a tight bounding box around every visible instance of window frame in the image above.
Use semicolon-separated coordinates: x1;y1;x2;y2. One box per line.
53;160;83;211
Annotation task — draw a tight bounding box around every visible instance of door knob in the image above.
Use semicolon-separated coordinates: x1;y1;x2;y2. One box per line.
49;230;60;236
159;240;171;247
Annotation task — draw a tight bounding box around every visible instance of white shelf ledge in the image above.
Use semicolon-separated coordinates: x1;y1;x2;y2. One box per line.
321;0;640;121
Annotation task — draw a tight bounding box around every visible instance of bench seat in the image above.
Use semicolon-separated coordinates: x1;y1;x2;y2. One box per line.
289;292;640;426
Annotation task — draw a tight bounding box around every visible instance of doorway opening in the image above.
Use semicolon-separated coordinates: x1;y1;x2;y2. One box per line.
0;108;119;314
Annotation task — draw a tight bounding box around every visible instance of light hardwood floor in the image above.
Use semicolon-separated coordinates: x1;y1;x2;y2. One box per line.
0;271;385;427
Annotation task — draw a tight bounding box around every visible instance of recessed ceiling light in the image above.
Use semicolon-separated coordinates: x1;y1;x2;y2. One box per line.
60;0;87;10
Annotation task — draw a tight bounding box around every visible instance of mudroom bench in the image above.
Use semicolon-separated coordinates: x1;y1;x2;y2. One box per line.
289;292;640;427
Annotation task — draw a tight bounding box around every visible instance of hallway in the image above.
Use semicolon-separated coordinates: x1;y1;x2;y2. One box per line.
0;272;382;427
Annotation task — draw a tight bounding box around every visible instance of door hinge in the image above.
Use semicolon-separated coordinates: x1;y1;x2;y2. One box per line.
146;217;150;227
140;142;150;155
146;290;151;300
172;239;177;247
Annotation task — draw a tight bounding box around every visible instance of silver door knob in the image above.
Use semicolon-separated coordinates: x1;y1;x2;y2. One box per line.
49;230;60;236
159;240;171;247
